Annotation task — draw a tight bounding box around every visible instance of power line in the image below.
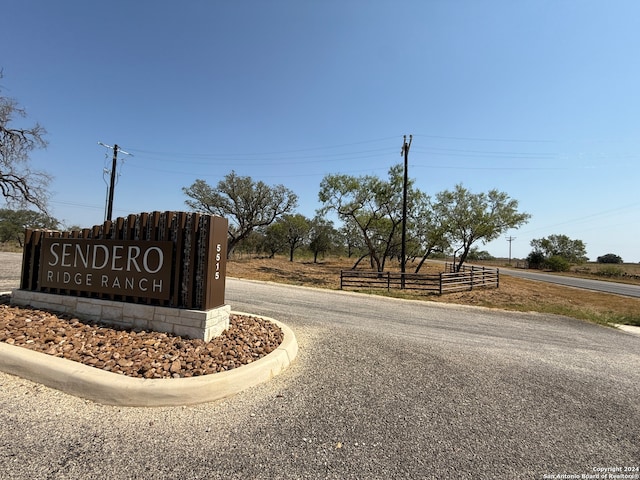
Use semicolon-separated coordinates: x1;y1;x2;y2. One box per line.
518;201;640;235
128;148;398;166
412;146;556;157
412;164;571;171
125;136;399;158
412;133;556;143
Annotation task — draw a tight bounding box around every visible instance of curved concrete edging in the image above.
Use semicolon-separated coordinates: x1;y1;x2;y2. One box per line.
0;312;298;407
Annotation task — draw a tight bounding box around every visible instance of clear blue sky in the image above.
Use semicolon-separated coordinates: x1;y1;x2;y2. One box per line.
3;1;639;261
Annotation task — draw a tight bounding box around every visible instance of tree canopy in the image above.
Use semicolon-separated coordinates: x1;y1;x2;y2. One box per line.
597;253;623;264
529;234;588;265
319;164;417;272
308;216;339;263
433;184;531;271
182;172;297;256
0;208;59;246
267;213;310;262
0;72;51;212
409;195;449;273
320;169;529;272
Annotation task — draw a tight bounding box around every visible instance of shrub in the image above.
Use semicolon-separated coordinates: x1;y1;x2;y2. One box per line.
526;251;546;269
597;265;624;277
467;249;494;261
546;255;571;272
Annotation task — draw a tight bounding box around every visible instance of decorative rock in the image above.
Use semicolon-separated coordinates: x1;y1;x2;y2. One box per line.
0;302;283;379
169;359;182;373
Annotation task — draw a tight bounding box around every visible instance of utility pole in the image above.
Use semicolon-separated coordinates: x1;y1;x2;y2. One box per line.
506;236;516;264
107;144;119;222
98;142;132;221
400;134;412;287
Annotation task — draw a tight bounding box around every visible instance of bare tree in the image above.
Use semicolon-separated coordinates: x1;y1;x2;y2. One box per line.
0;72;51;212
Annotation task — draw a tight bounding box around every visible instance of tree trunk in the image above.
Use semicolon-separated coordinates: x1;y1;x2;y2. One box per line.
456;247;470;272
351;253;369;270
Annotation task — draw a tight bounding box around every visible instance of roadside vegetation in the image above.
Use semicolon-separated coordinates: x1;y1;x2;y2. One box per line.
227;254;640;327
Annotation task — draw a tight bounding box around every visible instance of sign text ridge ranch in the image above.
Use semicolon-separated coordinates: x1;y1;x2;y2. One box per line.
39;238;174;300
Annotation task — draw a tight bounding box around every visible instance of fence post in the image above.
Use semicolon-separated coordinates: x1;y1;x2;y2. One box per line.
439;272;443;295
497;268;500;289
387;271;390;291
340;271;343;290
470;267;474;291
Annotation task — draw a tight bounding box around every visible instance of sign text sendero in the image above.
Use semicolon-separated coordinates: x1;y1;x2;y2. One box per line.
39;238;173;300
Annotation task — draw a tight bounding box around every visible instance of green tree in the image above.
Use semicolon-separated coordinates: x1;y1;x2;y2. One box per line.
339;220;366;259
183;172;297;257
319;164;419;272
466;247;495;261
234;229;265;258
276;213;310;262
0;72;51;212
529;234;588;265
526;250;546;269
0;208;59;246
597;253;623;264
433;184;531;272
262;223;288;258
410;194;450;273
308;216;339;263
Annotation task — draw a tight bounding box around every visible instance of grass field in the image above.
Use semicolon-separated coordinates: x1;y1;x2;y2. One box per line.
227;255;640;327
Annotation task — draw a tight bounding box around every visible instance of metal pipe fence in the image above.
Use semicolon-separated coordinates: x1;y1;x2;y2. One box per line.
340;265;499;295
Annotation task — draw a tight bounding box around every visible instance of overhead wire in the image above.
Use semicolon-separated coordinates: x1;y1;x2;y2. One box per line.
518;201;640;235
125;135;400;158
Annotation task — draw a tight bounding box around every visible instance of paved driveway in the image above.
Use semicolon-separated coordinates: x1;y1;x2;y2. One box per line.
1;274;638;479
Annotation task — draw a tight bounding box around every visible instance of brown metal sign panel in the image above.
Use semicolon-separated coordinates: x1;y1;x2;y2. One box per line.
39;238;174;300
204;215;228;309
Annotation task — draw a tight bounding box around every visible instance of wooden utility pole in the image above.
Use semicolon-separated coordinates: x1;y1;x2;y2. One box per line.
506;236;516;264
98;142;132;222
400;134;412;286
106;144;119;222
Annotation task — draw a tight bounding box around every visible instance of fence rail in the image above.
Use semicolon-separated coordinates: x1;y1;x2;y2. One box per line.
340;265;499;295
340;271;441;292
440;265;499;293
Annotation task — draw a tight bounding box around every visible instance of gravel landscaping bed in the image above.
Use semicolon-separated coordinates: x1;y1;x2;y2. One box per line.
0;295;283;379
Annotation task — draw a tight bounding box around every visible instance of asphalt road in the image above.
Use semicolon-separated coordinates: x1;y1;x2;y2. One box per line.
1;272;639;479
500;267;640;298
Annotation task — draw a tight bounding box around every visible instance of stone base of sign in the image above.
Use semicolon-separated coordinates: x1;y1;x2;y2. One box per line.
10;289;230;342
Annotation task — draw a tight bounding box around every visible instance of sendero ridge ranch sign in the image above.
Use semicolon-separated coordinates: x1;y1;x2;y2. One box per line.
39;238;173;300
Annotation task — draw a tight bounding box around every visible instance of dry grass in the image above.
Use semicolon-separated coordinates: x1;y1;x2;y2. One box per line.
227;255;640;327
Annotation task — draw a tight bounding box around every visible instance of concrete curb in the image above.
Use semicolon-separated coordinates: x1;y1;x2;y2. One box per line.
614;323;640;336
0;312;297;407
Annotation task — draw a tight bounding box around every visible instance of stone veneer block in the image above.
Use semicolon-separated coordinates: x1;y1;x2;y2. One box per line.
101;305;125;322
10;290;230;342
75;300;103;321
126;303;155;321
